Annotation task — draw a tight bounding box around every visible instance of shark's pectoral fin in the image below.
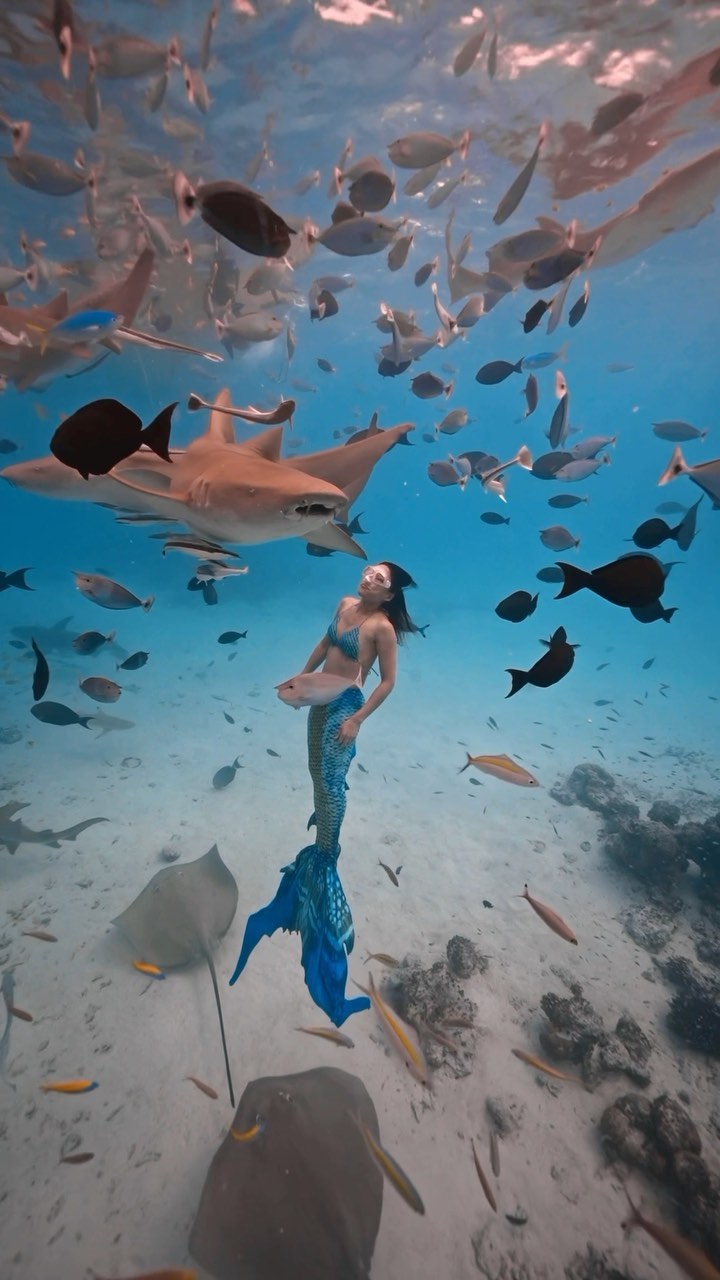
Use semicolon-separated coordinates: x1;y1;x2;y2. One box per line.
301;523;366;559
110;468;175;495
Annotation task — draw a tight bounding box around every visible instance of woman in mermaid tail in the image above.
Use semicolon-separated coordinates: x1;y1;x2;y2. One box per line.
230;562;419;1026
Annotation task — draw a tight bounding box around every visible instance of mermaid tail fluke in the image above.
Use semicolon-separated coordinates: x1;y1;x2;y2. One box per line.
231;685;369;1026
229;843;370;1026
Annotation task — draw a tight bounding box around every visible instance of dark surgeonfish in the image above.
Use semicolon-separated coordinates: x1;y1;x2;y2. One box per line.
0;567;33;593
632;497;702;551
495;590;538;623
213;757;243;789
30;639;49;701
31;701;94;728
630;602;678;624
73;629;115;655
51;398;177;479
173;171;294;258
506;626;578;697
555;553;665;608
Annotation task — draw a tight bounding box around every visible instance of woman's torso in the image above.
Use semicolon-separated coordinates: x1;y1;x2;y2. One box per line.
323;596;384;680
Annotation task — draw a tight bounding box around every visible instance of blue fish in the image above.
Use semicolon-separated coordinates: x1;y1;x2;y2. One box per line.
521;342;568;370
43;309;122;348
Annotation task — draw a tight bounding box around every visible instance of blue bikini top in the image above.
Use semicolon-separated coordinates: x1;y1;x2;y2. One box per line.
327;605;366;661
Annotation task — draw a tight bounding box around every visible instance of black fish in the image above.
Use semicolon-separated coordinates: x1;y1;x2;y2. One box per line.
31;701;93;728
174;174;294;259
631;517;678;549
630;602;677;624
548;494;586;509
494;590;538;623
218;631;247;644
212;757;242;789
523;247;587;291
532;451;573;479
555;554;664;608
642;657;655;670
31;639;49;701
536;566;564;584
306;543;334;557
310;290;339;321
377;356;412;378
223;711;235;724
51;399;176;480
521;299;549;333
117;651;149;670
0;438;18;453
342;512;369;536
480;511;510;526
72;629;114;655
568;282;589;327
506;626;577;697
475;359;523;385
590;91;645;138
417;623;430;638
202;582;218;606
0;567;33;593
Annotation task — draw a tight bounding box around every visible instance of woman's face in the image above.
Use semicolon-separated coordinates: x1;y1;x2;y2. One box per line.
358;563;393;602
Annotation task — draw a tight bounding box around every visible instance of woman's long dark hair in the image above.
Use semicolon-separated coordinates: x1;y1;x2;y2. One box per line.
379;561;420;641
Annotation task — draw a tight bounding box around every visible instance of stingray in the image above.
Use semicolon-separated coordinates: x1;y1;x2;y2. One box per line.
2;389;414;556
189;1066;383;1280
0;802;108;855
111;845;239;1106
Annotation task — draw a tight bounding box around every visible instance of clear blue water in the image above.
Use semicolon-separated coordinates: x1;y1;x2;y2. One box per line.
1;2;719;1278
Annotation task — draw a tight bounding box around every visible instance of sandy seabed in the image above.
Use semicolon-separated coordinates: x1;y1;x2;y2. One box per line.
1;590;718;1280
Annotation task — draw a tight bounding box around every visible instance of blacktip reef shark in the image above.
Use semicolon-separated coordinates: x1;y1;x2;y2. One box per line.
0;802;108;856
1;389;414;557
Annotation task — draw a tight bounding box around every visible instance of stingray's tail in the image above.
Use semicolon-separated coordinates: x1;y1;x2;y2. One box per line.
230;687;370;1027
205;950;235;1108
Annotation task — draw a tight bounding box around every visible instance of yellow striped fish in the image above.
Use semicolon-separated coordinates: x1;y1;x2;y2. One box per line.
230;1115;265;1143
40;1079;98;1094
350;1114;425;1215
355;973;430;1087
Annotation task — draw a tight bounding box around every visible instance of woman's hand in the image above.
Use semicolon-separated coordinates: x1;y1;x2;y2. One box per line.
337;714;360;745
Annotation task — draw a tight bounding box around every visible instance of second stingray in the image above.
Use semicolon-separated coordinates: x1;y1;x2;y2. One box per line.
112;844;239;1105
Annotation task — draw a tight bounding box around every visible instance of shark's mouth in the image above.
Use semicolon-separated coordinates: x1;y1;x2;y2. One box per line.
291;501;340;520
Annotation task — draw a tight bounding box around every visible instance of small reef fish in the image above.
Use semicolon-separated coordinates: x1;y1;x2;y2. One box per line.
31;639;49;701
51;399;176;480
351;1114;425;1216
40;1079;99;1094
555;554;664;609
476;358;523;385
186;1076;219;1099
489;1131;501;1177
363;952;399;968
93;1271;198;1280
378;859;399;886
471;1138;497;1212
519;885;577;944
218;631;248;644
22;929;57;942
79;676;122;704
622;1187;720;1280
60;1152;95;1165
355;973;430;1087
506;626;578;698
460;753;539;787
230;1116;265;1142
117;652;149;671
31;701;93;729
295;1026;355;1048
212;757;243;789
276;672;361;709
511;1049;576;1081
494;590;537;622
133;961;165;979
73;630;115;655
8;1005;33;1021
493;122;547;226
73;572;154;612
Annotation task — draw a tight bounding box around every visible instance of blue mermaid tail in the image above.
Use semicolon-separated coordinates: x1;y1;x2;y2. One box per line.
230;685;370;1027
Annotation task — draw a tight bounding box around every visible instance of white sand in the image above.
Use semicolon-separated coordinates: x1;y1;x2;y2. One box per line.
1;591;719;1280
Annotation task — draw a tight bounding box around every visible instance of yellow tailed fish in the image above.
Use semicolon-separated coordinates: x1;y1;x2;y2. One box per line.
459;752;539;787
133;960;166;979
40;1079;98;1094
350;1113;425;1215
354;973;430;1087
230;1114;265;1143
511;1049;577;1081
295;1026;354;1048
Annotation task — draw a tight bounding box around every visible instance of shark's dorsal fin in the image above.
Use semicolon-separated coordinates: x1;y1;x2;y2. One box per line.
206;389;236;445
239;425;284;462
